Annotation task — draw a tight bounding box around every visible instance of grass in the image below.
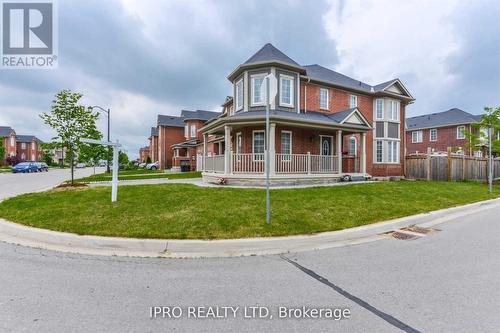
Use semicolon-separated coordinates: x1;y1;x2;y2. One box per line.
74;171;201;182
0;167;11;173
0;181;498;239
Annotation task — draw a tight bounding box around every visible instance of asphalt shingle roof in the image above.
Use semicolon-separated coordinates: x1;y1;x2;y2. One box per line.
406;108;481;130
243;43;302;68
0;126;15;137
150;127;158;137
16;135;43;143
180;110;220;121
157;115;185;127
304;65;373;93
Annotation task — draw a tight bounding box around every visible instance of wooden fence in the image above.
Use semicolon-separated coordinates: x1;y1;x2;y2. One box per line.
405;148;500;181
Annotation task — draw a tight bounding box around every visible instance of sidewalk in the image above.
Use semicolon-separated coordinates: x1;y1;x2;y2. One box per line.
1;198;499;258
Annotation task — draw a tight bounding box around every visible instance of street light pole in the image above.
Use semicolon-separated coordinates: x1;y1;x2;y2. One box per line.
265;76;270;224
488;127;493;194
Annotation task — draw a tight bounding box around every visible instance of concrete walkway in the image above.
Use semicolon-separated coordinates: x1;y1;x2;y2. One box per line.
1;198;499;258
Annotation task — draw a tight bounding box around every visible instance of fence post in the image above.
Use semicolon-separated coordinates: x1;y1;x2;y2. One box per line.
307;152;311;175
461;154;465;180
447;147;452;181
426;147;431;181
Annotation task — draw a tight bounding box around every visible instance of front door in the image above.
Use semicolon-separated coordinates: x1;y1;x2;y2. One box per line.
319;136;334;172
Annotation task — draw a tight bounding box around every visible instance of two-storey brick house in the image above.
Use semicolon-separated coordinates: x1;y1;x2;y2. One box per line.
199;43;415;185
139;147;150;163
0;126;17;164
16;135;43;161
406;108;483;156
148;127;159;163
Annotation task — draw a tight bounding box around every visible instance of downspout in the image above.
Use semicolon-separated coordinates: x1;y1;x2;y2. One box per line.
304;77;310;113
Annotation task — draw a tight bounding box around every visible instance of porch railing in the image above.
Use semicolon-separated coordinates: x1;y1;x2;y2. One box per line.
232;153;264;173
275;153;308;174
310;155;339;174
205;155;225;173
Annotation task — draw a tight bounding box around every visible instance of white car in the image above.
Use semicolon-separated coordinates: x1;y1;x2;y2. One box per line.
146;162;159;170
138;163;147;168
75;163;86;168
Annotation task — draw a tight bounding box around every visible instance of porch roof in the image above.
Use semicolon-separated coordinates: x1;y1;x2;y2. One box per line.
171;139;200;149
200;108;372;134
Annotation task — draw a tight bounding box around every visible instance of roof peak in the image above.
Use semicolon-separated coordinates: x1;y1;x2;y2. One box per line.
243;43;302;67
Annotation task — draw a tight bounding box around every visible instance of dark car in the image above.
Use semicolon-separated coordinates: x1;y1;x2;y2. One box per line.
35;162;49;172
12;162;38;173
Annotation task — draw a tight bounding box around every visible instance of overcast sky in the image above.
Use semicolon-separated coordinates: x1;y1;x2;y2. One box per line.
1;0;499;158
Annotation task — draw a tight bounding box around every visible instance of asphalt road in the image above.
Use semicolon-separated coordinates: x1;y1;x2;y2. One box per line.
1;171;499;332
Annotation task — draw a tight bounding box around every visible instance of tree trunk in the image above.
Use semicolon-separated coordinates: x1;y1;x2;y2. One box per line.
71;151;74;186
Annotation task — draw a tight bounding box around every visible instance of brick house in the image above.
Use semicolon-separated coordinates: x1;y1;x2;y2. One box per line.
139;147;150;163
406;108;483;156
199;43;415;185
0;126;17;164
16;135;43;161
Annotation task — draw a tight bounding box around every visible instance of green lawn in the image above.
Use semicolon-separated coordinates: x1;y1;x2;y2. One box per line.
74;171;201;182
0;168;11;173
0;181;498;239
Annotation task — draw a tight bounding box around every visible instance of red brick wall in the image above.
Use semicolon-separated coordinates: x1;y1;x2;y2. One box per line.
158;126;184;169
185;120;205;141
16;140;42;161
406;124;475;155
139;148;150;162
3;134;17;161
150;136;158;162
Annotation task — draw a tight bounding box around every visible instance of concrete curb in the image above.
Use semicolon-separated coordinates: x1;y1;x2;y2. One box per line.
1;198;499;258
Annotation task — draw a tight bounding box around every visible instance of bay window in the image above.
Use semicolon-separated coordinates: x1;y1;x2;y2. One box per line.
281;131;291;161
389;100;400;120
235;79;243;110
375;99;384;119
253;131;265;160
251;74;265;106
279;75;294;107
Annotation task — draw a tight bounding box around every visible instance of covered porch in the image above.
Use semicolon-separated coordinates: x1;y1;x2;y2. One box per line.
200;109;371;186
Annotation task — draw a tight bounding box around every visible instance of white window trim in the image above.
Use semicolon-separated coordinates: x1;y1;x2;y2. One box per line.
349;136;357;156
375;99;384;120
184;124;188;138
349;95;358;108
373;139;401;164
387;141;400;163
10;137;15;147
250;74;266;107
375;140;383;163
412;130;423;143
319;135;334;156
319;88;329;110
279;74;294;108
281;131;292;161
21;142;26;149
252;130;265;161
429;129;438;142
235;79;243;111
190;124;196;138
389;100;400;121
32;142;35;150
457;126;466;139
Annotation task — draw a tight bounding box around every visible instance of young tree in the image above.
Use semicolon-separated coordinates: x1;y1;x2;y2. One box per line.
40;90;100;185
118;151;129;165
0;137;5;166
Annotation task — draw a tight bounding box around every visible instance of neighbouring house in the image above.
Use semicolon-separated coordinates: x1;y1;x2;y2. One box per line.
199;43;415;185
148;127;158;163
16;135;43;161
406;108;485;156
139;146;150;163
0;126;17;164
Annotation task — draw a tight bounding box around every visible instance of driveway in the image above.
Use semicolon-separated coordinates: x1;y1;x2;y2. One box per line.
1;194;499;332
0;167;104;200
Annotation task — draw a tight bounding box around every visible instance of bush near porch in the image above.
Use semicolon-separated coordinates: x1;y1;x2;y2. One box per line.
0;181;498;239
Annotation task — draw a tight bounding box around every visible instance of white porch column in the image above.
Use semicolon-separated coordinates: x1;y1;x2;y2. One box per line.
269;123;276;175
337;130;343;174
361;132;367;174
203;133;208;172
224;125;231;175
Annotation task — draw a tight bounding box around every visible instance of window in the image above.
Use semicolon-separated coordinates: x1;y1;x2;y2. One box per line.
375;122;385;138
235;79;243;110
10;137;15;147
184;124;188;138
21;142;26;149
319;88;329;110
387;141;399;163
251;74;265;106
236;133;242;161
349;95;358;108
430;129;437;141
376;141;383;163
412;131;423;143
457;126;466;139
252;131;265;160
279;75;294;107
281;131;292;161
190;124;196;138
375;99;384;119
349;137;357;156
387;123;399;139
21;153;25;160
32;142;35;150
389;100;400;120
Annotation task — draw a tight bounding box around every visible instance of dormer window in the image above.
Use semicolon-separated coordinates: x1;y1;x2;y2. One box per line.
319;88;329;110
235;79;243;111
279;75;294;107
349;95;358;108
251;74;266;106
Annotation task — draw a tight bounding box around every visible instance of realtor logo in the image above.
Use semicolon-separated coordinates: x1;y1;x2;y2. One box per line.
1;1;58;68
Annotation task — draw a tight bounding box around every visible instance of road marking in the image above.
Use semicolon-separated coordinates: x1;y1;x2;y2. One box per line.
281;255;422;333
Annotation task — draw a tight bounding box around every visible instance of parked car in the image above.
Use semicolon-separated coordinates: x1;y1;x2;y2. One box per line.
12;162;38;173
99;160;108;167
35;162;49;172
146;162;159;170
138;163;146;168
75;163;86;168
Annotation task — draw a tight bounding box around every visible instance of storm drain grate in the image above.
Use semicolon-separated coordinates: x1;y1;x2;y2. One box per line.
382;226;440;241
402;225;439;234
386;231;419;240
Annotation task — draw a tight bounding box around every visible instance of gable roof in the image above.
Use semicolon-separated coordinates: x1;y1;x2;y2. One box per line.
0;126;15;137
406;108;481;130
157;115;185;127
180;110;220;122
16;135;43;143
